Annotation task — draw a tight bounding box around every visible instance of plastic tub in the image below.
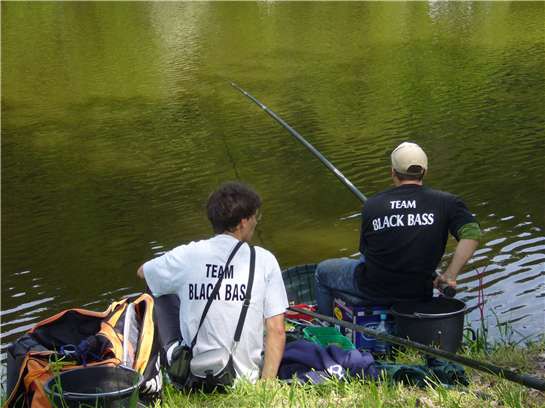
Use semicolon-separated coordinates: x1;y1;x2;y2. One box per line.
303;326;356;350
44;366;143;408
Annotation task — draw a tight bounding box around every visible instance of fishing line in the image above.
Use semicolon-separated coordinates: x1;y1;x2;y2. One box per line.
219;130;267;247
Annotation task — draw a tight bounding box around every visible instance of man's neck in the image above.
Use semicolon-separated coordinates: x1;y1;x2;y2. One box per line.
394;180;423;187
224;230;245;241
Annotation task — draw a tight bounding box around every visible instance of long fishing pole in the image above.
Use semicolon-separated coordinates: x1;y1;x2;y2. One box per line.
231;82;367;203
232;83;456;298
289;306;545;392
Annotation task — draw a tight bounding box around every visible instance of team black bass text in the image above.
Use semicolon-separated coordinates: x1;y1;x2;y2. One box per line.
188;263;247;301
371;200;435;231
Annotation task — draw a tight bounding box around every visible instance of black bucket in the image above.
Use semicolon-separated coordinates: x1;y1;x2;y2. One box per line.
390;297;466;353
44;366;143;408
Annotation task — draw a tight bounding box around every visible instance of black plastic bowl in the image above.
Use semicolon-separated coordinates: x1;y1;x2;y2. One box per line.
44;366;143;408
391;297;466;353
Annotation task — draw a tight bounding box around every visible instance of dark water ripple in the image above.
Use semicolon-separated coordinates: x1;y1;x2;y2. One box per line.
457;213;544;342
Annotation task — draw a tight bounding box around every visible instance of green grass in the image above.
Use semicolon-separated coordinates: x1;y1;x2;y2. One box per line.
2;334;542;408
155;340;545;408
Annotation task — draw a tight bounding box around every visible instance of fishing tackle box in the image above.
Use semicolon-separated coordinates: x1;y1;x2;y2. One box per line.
333;298;395;352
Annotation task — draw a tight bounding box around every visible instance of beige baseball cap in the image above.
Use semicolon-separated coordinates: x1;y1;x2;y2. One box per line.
391;142;428;175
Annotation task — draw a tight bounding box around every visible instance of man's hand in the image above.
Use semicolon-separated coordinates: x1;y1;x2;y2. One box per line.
261;313;286;380
434;239;479;291
433;272;457;290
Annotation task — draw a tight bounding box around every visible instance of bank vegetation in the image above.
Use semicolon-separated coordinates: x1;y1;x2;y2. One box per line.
159;339;545;408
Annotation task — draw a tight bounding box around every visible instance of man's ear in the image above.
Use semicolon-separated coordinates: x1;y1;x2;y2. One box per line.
238;217;249;230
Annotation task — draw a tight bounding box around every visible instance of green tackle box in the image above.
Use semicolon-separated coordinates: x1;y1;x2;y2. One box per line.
303;326;356;351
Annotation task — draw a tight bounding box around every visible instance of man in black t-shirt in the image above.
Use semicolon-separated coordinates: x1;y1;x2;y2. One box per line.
315;142;481;315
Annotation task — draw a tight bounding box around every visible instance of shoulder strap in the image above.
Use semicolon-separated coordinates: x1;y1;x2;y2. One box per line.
233;244;256;343
190;240;244;351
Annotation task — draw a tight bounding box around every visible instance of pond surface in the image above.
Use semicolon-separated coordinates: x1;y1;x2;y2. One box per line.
2;2;544;364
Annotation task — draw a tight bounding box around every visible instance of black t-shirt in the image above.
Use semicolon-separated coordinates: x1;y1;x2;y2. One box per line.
356;184;476;305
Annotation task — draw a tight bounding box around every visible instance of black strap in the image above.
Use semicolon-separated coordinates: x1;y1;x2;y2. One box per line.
233;245;256;343
190;240;244;350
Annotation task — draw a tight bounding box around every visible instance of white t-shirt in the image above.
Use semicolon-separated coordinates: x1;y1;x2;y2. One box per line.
143;234;288;382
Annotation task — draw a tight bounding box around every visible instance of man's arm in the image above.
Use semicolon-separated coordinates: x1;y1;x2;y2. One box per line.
137;265;145;279
261;313;286;380
434;239;479;289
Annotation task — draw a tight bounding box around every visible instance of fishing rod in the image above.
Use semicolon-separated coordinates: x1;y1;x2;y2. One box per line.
289;306;545;392
231;82;367;203
231;82;456;298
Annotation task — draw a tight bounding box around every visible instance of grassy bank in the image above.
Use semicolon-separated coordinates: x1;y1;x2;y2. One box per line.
159;340;545;408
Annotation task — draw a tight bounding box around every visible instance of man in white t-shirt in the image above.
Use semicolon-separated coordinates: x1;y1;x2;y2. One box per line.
137;182;288;383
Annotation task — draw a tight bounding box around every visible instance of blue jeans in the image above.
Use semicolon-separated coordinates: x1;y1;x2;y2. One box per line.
151;292;182;358
315;257;367;316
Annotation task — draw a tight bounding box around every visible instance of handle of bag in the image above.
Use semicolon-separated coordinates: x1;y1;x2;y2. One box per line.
233;245;256;343
190;240;244;350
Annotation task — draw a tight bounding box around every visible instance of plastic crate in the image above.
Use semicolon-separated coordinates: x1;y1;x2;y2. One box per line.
303;326;355;350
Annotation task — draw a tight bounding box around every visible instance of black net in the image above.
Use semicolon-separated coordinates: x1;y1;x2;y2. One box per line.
281;264;317;305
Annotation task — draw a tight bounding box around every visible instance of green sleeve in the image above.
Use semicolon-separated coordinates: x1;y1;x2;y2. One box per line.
457;222;482;241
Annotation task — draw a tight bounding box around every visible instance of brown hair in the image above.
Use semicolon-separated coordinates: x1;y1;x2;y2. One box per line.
206;182;261;234
394;165;425;181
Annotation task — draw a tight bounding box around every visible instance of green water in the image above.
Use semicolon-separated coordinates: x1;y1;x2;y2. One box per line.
2;2;544;351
